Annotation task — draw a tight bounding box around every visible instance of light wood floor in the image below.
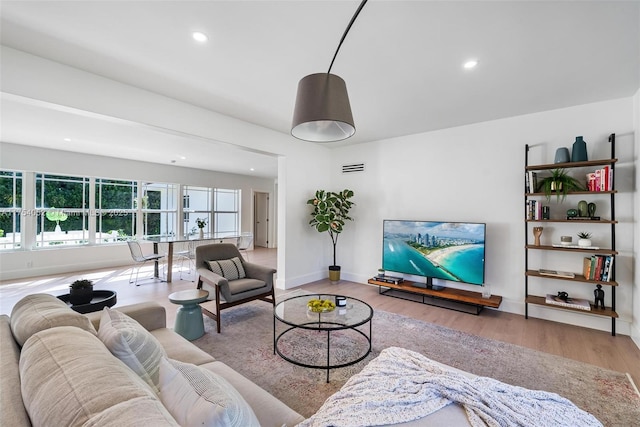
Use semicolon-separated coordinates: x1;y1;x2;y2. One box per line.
2;247;639;386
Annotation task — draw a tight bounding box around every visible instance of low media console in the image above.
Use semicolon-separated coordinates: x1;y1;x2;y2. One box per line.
367;278;502;315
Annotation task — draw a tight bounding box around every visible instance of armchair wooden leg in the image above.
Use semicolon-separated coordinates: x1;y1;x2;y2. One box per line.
215;285;222;333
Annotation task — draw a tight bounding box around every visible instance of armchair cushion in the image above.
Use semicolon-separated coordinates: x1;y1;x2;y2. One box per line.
206;257;246;281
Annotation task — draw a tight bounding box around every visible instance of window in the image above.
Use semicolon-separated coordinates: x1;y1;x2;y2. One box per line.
96;179;136;243
213;188;240;237
141;182;178;238
183;186;212;236
35;174;89;247
0;170;22;250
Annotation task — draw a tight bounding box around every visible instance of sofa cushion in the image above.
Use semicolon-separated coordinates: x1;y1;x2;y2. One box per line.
10;293;97;347
207;257;246;280
201;361;305;427
151;327;216;366
20;326;178;426
98;307;167;393
158;358;259;427
0;315;30;427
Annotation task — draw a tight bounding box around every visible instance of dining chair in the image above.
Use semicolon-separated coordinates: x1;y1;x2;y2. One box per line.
126;241;165;286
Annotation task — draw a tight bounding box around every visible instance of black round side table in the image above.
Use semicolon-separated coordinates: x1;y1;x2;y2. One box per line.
57;290;117;314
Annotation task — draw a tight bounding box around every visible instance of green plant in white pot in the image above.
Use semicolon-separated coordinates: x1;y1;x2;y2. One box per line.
577;231;592;247
307;189;355;282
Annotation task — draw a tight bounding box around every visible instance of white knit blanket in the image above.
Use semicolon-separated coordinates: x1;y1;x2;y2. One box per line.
297;347;602;427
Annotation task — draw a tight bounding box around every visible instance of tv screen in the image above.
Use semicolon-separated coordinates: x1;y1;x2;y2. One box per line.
382;220;486;286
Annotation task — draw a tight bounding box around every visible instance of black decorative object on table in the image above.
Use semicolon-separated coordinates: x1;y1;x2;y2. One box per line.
68;279;94;305
594;285;605;309
557;291;569;302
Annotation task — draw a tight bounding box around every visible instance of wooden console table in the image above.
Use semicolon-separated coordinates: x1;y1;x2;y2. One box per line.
367;279;502;315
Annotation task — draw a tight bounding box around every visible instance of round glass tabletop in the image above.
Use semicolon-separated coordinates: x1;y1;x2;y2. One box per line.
274;293;373;330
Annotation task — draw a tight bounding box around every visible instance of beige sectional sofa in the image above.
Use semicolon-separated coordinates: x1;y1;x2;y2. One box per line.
1;294;304;427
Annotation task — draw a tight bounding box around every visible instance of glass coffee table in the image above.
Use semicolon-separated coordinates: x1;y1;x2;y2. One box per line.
273;293;373;382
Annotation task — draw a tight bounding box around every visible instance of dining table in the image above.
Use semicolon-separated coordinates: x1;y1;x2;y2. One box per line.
146;233;239;283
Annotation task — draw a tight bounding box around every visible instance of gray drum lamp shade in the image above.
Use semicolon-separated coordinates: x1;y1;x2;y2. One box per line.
291;73;355;142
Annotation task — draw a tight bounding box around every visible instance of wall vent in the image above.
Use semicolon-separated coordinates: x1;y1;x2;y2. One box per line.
342;163;365;173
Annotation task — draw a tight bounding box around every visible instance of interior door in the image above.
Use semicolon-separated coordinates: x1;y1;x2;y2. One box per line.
254;192;269;247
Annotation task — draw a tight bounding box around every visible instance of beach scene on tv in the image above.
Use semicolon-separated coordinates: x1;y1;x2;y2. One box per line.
382;220;486;286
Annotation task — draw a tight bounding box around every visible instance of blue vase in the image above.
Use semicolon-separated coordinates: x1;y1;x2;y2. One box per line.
571;136;588;162
554;147;570;163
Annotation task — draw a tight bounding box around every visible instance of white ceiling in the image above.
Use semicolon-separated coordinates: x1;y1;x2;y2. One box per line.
1;1;638;179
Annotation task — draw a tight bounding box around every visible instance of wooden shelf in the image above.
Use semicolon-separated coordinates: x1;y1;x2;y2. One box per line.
526;219;617;224
525;158;617;171
525;270;618;286
525;245;617;255
367;279;502;309
525;190;617;197
526;295;618;318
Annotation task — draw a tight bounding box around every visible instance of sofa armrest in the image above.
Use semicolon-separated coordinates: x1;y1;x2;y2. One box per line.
85;302;167;331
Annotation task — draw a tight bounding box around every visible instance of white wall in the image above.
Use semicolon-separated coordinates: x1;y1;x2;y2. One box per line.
331;97;636;336
633;88;640;347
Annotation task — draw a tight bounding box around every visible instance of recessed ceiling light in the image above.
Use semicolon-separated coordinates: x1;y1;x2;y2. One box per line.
249;168;255;172
63;138;72;142
192;32;208;43
463;60;479;69
178;156;186;160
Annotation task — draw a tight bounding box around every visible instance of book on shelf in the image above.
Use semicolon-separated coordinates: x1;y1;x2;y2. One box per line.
586;166;613;192
582;257;592;279
538;269;575;278
545;294;591;311
526;171;538;193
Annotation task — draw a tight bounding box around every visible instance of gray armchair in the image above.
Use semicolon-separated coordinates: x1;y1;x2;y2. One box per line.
195;243;276;333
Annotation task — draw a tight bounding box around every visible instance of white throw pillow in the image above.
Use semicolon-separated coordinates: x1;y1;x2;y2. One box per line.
206;257;246;280
158;358;260;427
98;307;167;393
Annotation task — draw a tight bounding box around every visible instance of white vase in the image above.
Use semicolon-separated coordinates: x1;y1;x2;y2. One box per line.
578;238;592;247
199;229;204;239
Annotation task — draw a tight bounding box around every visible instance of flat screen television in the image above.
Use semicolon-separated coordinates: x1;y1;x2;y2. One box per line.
382;220;486;287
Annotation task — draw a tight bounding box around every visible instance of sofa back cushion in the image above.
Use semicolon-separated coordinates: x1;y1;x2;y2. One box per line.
0;315;31;427
206;257;246;280
20;326;178;426
98;307;167;393
10;293;96;347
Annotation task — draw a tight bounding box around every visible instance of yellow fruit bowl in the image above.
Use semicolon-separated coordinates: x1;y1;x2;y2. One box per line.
307;298;336;313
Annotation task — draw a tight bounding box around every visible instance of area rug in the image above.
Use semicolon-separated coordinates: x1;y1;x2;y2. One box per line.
193;299;640;426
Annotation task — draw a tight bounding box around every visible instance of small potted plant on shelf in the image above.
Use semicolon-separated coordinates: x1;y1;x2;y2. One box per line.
577;231;592;248
69;279;94;305
538;169;584;202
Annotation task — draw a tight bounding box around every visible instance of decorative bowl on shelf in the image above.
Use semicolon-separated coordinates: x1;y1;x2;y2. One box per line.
307;298;336;313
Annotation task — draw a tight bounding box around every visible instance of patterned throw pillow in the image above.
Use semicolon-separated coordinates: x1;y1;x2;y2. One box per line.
98;307;167;393
158;358;260;427
206;257;246;280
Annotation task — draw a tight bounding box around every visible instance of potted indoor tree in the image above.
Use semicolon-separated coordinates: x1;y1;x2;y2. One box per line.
69;279;94;305
307;189;355;282
538;169;584;202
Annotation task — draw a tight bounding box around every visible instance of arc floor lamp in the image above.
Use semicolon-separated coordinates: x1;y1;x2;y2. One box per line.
291;0;368;143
